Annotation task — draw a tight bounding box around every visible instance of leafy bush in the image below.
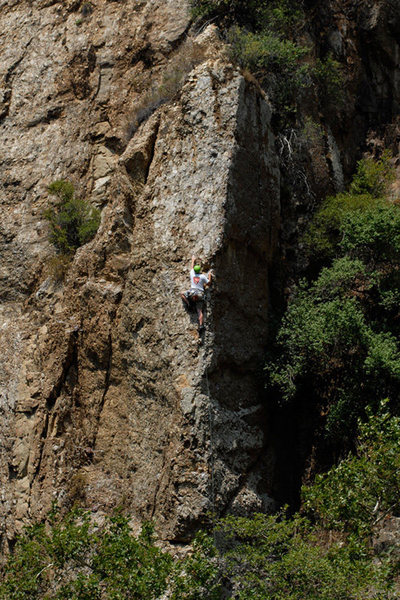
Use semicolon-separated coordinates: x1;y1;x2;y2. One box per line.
303;405;400;538
215;512;393;599
170;532;221;600
303;192;382;262
340;200;400;263
350;150;395;197
191;0;303;32
44;180;100;255
190;0;263;24
304;152;396;261
259;0;305;36
227;25;311;121
300;116;325;147
0;509;172;600
313;54;343;106
227;26;308;75
266;255;400;440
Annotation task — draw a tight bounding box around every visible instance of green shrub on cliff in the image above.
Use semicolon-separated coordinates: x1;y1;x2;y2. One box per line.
350;150;395;197
267;256;400;441
170;532;221;600
44;180;100;255
313;54;343;105
190;0;263;24
191;1;343;124
0;509;220;600
215;513;392;599
226;25;309;99
267;153;400;442
191;0;303;32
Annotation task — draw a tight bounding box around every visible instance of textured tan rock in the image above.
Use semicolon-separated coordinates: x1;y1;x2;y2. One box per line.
0;0;280;548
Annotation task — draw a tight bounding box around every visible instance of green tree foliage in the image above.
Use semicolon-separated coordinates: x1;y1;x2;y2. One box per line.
191;0;303;32
2;439;400;600
303;405;400;538
44;180;100;255
313;54;344;105
227;25;310;113
267;153;400;441
190;0;267;25
304;152;396;261
170;532;221;600
191;1;343;123
215;511;393;599
227;26;308;74
267;256;400;439
0;509;172;600
350;150;396;197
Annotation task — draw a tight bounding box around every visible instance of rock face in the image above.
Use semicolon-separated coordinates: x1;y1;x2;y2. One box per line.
314;0;400;170
1;0;399;550
0;0;279;547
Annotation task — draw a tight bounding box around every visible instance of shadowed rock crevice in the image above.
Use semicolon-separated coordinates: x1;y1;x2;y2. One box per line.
46;327;80;410
0;41;32;124
91;331;113;449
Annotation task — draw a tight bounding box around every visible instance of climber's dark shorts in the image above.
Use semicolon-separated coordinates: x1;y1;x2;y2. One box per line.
184;289;204;303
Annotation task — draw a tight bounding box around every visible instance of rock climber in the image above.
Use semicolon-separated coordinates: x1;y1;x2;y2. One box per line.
181;255;212;330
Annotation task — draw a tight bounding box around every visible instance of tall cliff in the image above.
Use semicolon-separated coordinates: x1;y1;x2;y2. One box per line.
0;0;399;551
0;0;280;548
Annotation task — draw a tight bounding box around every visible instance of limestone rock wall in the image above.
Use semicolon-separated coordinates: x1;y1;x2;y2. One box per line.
0;0;279;547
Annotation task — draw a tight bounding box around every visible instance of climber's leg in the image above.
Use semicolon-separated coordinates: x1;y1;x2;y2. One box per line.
196;303;204;327
181;291;190;306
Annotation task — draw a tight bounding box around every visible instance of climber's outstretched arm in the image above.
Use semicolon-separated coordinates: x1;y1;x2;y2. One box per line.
191;255;196;269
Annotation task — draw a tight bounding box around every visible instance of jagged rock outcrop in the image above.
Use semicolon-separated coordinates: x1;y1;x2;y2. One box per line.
0;0;279;548
313;0;400;166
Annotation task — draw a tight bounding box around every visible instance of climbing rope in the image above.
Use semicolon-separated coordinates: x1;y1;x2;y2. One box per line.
205;363;215;517
203;314;218;545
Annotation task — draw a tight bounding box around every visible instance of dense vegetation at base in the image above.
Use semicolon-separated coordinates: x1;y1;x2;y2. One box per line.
1;407;399;598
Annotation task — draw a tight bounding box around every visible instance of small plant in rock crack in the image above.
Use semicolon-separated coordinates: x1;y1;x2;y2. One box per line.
81;2;93;17
44;180;100;256
46;254;73;282
128;39;207;138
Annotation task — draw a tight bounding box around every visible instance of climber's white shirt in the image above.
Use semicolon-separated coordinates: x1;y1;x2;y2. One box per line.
190;269;209;291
